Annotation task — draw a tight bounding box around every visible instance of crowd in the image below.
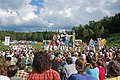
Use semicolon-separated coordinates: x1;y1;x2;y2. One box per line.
0;43;120;80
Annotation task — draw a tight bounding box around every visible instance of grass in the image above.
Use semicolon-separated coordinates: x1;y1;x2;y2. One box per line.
31;42;43;50
0;42;44;51
106;33;120;48
0;43;9;50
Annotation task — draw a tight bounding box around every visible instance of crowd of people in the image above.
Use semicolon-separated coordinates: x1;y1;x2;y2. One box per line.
0;43;120;80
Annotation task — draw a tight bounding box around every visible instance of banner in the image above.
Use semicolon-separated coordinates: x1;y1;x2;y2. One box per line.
5;36;10;45
89;38;94;46
83;43;87;50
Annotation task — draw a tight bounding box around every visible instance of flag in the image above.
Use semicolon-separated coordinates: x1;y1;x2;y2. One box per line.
49;41;53;46
73;31;75;48
97;38;102;46
101;39;106;47
83;43;87;50
42;38;44;43
89;38;94;46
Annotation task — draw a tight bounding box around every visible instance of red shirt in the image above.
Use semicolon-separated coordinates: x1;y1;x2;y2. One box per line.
98;66;105;80
29;69;61;80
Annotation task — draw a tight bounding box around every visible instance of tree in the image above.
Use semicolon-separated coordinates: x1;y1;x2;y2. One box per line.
82;28;89;37
93;22;104;38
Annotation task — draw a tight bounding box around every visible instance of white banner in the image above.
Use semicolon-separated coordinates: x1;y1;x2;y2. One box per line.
5;36;10;45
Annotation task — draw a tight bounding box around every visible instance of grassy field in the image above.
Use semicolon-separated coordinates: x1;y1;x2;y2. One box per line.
32;42;43;49
106;33;120;48
0;43;9;50
0;42;44;51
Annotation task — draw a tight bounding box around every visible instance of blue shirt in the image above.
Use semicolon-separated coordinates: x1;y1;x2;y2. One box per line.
67;73;97;80
86;67;99;80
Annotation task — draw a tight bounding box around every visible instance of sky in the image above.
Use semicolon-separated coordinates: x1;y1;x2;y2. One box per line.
0;0;120;32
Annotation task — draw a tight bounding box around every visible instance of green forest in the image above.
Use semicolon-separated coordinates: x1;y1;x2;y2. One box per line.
0;12;120;47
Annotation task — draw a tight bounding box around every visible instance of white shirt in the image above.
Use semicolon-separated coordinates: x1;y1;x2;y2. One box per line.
0;75;10;80
64;64;77;78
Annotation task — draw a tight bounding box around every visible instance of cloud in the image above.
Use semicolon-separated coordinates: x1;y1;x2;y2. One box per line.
85;7;97;13
0;0;31;10
0;0;120;31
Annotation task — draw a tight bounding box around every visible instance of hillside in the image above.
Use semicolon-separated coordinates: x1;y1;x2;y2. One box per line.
106;33;120;48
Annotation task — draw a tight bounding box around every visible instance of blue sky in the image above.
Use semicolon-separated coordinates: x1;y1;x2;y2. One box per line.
0;0;120;32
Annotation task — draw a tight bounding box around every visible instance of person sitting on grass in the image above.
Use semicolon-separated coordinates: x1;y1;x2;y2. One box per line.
29;50;61;80
62;57;77;79
0;65;10;80
7;65;21;80
15;62;29;80
67;57;96;80
106;60;120;78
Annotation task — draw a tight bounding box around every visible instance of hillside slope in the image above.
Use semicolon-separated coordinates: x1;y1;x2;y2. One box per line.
106;33;120;48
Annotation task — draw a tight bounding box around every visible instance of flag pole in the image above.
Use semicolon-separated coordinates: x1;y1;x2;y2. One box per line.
73;31;75;48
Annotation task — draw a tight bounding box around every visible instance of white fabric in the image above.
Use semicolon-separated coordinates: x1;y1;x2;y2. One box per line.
0;75;10;80
64;64;77;78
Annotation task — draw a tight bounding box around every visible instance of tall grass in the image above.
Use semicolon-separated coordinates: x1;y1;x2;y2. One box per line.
106;33;120;48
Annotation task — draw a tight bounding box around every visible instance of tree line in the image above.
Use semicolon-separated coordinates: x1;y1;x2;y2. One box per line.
72;12;120;42
0;31;59;42
0;12;120;42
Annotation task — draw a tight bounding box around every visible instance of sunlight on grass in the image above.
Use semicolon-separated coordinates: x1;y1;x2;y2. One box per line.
32;42;43;49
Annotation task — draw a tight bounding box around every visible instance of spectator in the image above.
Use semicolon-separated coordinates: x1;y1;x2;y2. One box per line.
7;65;21;80
107;60;120;77
86;51;92;63
29;51;61;80
67;58;96;80
0;56;7;75
0;65;10;80
113;52;120;63
97;60;105;80
15;62;29;80
71;52;78;64
62;57;77;79
86;59;99;80
52;56;61;72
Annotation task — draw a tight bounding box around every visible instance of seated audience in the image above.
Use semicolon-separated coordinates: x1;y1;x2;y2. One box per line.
29;51;61;80
7;65;21;80
86;59;99;80
107;60;120;78
97;59;105;80
15;62;29;80
63;57;77;79
0;65;10;80
67;58;96;80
